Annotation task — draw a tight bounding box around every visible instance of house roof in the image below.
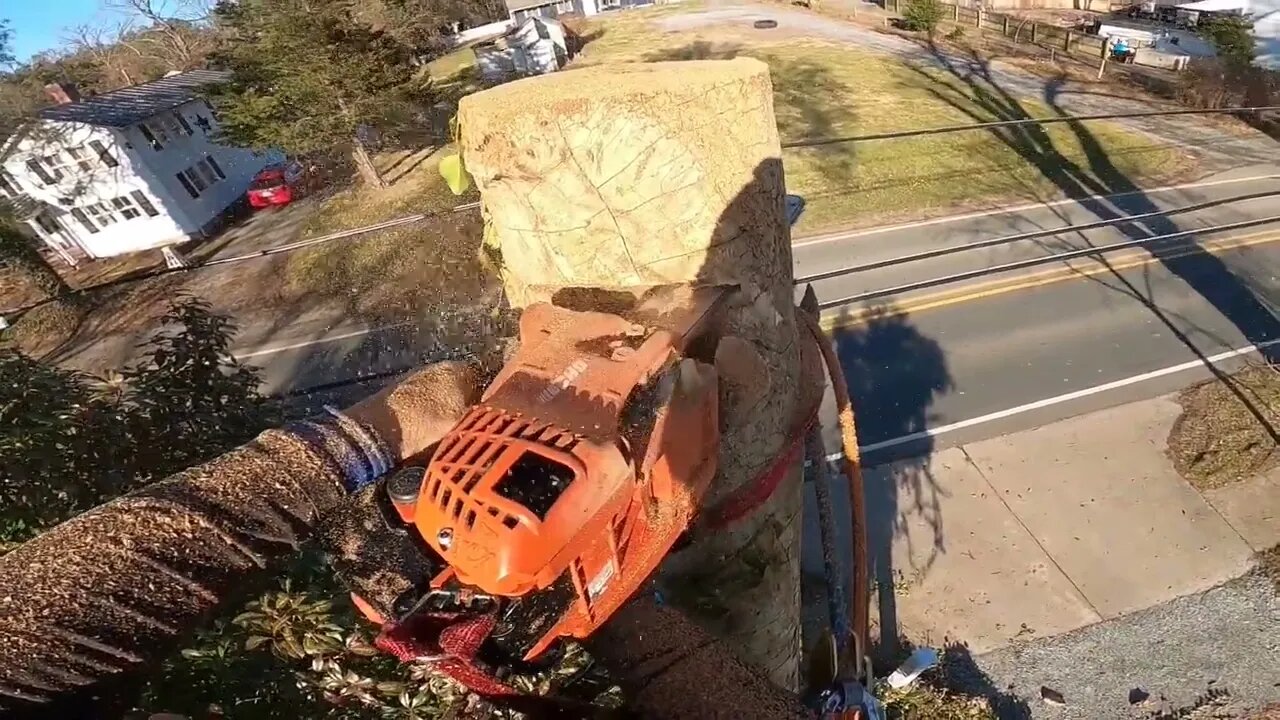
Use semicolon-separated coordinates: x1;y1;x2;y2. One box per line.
506;0;556;12
37;69;231;128
1176;0;1246;10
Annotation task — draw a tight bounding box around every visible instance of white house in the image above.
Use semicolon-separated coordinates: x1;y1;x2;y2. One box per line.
0;70;272;265
475;17;572;79
1171;0;1280;68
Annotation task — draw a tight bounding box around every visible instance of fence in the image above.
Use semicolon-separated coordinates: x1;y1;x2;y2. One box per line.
883;0;1111;65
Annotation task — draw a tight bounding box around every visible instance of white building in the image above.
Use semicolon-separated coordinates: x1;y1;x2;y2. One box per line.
1171;0;1280;68
0;70;272;265
475;17;572;79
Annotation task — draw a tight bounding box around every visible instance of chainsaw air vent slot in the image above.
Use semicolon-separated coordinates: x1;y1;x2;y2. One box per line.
451;498;464;519
487;506;500;518
502;515;519;529
495;452;574;521
440;488;452;509
465;509;477;528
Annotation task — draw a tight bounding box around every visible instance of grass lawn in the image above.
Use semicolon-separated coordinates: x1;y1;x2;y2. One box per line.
427;46;478;82
1168;365;1280;490
570;14;1193;233
285;146;489;320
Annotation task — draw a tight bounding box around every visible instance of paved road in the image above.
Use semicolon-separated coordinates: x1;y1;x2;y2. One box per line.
795;170;1280;312
825;223;1280;466
233;174;1280;469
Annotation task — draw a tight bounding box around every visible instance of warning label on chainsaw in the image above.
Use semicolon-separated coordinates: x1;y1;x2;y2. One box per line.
587;562;616;601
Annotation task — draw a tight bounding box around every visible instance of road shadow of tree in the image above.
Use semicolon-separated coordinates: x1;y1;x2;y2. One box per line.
940;641;1033;719
904;40;1280;442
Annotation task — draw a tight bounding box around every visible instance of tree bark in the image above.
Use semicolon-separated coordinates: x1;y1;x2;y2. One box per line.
351;138;388;189
458;59;811;690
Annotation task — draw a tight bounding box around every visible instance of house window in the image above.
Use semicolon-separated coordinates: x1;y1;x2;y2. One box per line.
205;155;226;180
173;111;193;135
84;202;118;227
159;116;184;139
0;170;19;197
111;195;142;220
186;167;208;192
25;158;58;185
90;140;119;168
195;160;218;186
70;208;99;234
175;171;200;198
65;147;94;172
41;152;77;180
139;122;168;150
33;213;60;237
130;190;159;217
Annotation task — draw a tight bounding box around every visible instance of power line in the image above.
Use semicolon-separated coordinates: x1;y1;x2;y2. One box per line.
2;201;482;316
781;106;1280;148
817;214;1280;309
794;189;1280;284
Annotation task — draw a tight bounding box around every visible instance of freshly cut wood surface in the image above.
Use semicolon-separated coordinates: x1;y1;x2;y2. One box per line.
460;58;808;689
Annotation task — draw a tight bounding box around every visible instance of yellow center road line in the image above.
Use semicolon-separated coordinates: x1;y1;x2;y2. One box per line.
819;228;1280;332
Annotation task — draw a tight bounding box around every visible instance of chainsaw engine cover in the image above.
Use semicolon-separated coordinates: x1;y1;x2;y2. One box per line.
406;289;725;661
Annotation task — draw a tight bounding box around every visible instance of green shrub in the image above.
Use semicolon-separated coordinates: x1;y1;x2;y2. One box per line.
903;0;947;37
1;295;612;718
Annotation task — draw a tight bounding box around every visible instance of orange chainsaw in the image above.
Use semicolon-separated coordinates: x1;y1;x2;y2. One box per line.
350;285;728;683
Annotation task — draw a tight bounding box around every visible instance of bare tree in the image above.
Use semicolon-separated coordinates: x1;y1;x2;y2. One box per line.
63;23;142;88
105;0;214;70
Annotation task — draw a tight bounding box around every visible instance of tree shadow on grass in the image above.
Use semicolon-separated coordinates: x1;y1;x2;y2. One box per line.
905;40;1280;442
643;42;861;190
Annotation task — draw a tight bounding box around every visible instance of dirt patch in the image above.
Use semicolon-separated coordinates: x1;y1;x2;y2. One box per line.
1167;366;1280;491
1258;545;1280;594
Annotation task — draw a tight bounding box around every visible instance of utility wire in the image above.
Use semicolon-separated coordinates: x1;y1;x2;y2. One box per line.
817;214;1280;309
781;105;1280;148
795;189;1280;284
2;201;482;315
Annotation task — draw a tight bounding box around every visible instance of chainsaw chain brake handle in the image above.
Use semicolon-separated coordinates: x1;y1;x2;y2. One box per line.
382;285;731;663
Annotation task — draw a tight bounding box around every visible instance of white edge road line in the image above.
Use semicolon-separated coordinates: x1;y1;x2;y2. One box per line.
830;338;1280;461
793;174;1280;247
233;322;411;360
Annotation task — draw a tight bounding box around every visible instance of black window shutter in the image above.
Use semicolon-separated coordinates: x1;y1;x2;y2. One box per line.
25;159;55;185
205;155;226;179
131;190;160;217
90;140;119;168
139;124;163;150
175;172;199;198
71;208;99;233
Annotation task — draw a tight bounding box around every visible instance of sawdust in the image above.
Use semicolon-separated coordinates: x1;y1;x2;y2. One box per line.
584;596;812;719
1167;366;1280;490
0;430;343;714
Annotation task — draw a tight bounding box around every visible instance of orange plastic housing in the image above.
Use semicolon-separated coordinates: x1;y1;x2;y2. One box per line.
413;295;722;659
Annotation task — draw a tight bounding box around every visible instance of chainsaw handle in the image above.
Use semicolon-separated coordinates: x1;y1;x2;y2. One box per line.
585;595;816;720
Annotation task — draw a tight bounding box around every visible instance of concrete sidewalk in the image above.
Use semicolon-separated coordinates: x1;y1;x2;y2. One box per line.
803;395;1279;654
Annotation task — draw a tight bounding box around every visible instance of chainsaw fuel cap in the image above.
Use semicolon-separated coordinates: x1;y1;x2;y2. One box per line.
385;465;425;523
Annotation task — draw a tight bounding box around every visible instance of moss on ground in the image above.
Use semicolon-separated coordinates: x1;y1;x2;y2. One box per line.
1167;366;1280;490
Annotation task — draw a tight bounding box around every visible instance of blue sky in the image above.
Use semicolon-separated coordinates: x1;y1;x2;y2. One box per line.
5;0;101;62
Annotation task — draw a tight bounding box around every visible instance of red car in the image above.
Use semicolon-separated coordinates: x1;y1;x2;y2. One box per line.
247;161;305;208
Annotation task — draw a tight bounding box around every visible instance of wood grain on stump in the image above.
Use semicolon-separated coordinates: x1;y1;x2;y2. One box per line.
460;58;808;690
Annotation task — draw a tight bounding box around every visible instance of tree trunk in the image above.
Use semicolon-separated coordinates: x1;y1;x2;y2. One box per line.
458;59;811;690
0;223;73;299
351;138;388;189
